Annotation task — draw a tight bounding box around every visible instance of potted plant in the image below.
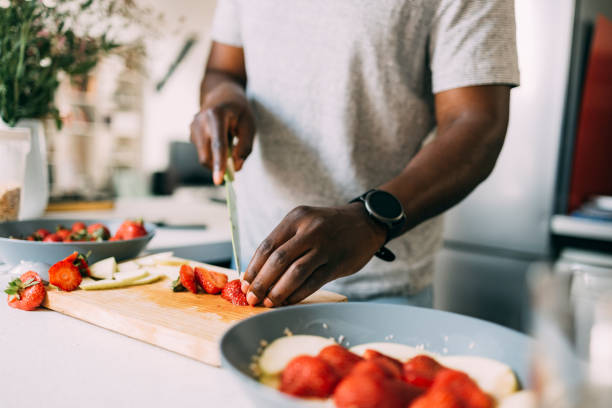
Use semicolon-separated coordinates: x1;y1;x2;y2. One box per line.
0;0;154;218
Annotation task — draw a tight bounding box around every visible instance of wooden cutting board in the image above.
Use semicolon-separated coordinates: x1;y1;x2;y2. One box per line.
42;262;346;366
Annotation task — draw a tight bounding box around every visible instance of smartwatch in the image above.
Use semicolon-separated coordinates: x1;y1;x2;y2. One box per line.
350;189;407;262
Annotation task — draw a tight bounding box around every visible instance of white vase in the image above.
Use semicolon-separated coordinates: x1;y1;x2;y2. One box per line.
0;118;49;219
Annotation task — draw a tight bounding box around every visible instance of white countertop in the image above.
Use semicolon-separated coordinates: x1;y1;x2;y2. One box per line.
0;273;254;408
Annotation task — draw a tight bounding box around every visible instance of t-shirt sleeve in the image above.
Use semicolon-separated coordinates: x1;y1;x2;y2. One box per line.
210;0;242;47
429;0;520;93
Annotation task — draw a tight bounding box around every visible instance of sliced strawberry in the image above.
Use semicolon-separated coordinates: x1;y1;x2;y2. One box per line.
179;264;198;294
351;360;400;380
48;260;82;291
5;271;46;311
363;349;403;379
410;387;463;408
333;372;422;408
403;354;445;389
318;344;363;378
221;279;248;306
62;251;90;277
280;355;339;398
431;369;494;408
194;267;228;294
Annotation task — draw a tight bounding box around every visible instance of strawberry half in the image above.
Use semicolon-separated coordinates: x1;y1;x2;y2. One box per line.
363;349;403;379
403;355;445;389
280;355;339;398
49;260;82;291
318;344;363;378
194;267;228;294
179;264;198;294
62;251;90;277
5;271;46;311
221;279;248;306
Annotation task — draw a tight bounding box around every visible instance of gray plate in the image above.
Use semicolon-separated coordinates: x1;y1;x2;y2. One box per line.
0;219;155;266
220;302;532;407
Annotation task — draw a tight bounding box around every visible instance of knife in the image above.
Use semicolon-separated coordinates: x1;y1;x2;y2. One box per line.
224;152;242;278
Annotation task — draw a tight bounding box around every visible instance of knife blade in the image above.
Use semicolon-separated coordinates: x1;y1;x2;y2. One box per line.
224;154;242;278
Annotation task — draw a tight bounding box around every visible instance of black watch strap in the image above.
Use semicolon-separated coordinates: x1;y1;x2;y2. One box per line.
350;189;405;263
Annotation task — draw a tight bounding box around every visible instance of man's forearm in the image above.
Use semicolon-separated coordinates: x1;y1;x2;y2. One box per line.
380;111;508;234
199;69;247;109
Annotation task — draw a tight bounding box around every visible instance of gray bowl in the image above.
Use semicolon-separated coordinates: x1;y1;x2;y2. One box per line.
0;219;155;266
220;303;532;407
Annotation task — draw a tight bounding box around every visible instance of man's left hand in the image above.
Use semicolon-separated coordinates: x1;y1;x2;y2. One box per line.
241;203;387;306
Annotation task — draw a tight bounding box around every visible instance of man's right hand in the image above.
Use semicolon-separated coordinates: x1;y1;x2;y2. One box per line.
190;83;255;185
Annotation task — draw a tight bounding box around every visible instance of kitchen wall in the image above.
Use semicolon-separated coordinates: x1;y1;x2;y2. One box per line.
141;0;218;174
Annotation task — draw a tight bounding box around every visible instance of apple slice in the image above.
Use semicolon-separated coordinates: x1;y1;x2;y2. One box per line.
89;257;117;280
441;355;518;400
117;260;141;273
134;252;174;266
80;270;149;290
259;335;336;376
498;391;536;408
129;272;164;286
349;342;428;362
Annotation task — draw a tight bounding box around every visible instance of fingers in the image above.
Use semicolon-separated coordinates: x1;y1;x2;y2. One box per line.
190;112;211;167
232;110;255;171
207;108;231;185
246;237;311;306
263;250;326;307
284;265;333;305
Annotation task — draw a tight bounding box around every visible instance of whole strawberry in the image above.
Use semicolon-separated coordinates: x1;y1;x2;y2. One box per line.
87;223;111;241
5;271;46;311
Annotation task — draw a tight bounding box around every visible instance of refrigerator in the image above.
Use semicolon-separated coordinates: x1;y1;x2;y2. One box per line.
434;0;578;332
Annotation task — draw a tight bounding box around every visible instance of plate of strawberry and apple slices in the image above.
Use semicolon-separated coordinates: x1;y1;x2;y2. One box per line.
220;302;534;408
0;218;155;266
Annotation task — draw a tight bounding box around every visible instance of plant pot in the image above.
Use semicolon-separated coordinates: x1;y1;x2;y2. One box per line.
0;118;49;219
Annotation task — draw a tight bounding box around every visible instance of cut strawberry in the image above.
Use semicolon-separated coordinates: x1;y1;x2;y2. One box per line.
318;344;363;378
403;354;445;389
194;267;228;294
280;355;339;398
49;260;82;291
363;349;403;379
5;271;46;311
430;369;494;408
221;279;248;306
410;387;463;408
179;264;198;294
62;251;90;277
333;372;422;408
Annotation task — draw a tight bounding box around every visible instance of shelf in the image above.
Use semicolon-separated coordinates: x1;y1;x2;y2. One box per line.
551;215;612;242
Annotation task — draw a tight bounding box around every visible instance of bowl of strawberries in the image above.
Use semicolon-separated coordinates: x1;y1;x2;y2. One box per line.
220;302;533;408
0;218;155;266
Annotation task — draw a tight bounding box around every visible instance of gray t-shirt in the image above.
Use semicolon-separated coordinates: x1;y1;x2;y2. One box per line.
211;0;519;299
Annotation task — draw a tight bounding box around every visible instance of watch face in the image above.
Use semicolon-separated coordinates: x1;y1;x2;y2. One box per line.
366;190;403;221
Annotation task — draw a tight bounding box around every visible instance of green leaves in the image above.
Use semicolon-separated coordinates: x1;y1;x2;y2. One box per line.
171;277;186;292
4;276;40;301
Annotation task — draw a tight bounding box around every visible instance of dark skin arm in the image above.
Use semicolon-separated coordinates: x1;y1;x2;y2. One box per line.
191;43;511;308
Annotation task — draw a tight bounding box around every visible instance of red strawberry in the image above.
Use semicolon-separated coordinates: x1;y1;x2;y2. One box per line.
55;228;71;241
194;267;228;294
410;387;463;408
403;355;445;389
221;279;248;306
318;345;363;378
62;252;90;277
280;355;339;398
5;271;46;311
71;221;87;233
115;219;147;240
26;235;36;241
179;264;198;294
351;360;401;380
48;260;82;291
363;349;403;379
35;228;51;239
431;369;493;408
43;233;63;242
87;223;111;241
333;373;422;408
